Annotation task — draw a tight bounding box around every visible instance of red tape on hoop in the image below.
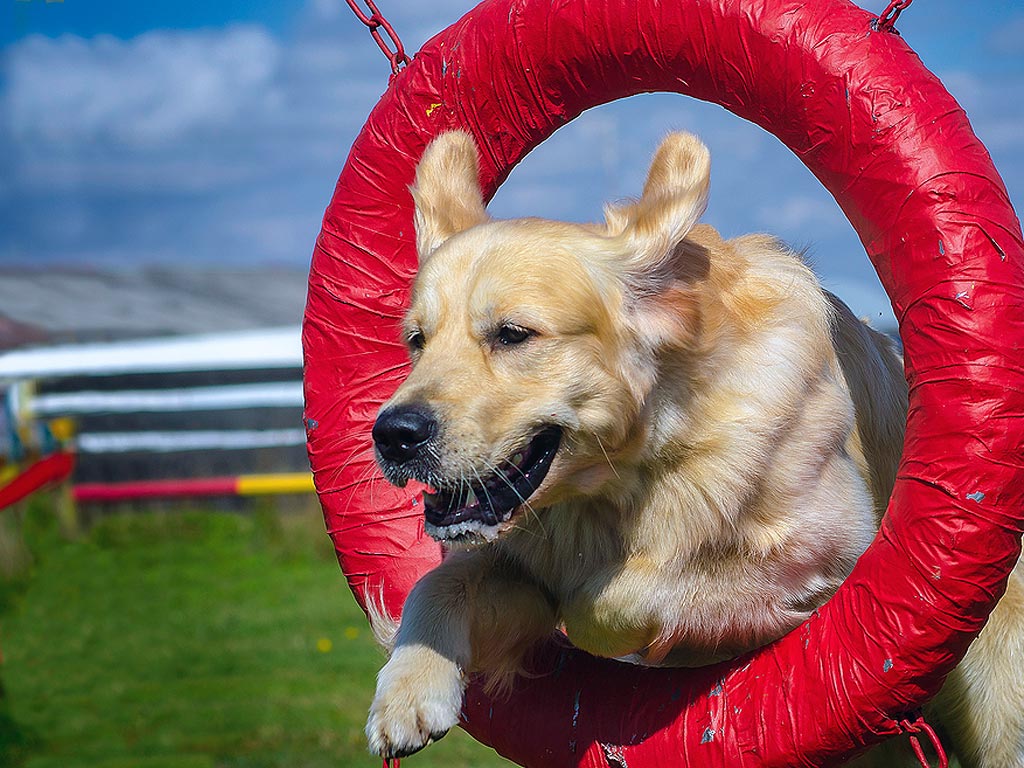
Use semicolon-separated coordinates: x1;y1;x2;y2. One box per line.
303;0;1024;764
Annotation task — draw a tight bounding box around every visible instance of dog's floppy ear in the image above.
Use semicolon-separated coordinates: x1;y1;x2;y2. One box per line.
410;131;489;259
606;133;711;351
604;132;710;271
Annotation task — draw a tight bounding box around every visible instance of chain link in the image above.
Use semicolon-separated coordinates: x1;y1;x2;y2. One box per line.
899;713;948;768
872;0;913;33
345;0;410;76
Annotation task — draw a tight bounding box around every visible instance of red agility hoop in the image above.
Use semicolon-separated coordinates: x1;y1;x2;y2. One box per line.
302;0;1024;764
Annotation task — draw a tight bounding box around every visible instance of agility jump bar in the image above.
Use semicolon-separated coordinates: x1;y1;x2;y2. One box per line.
0;452;76;510
72;472;315;502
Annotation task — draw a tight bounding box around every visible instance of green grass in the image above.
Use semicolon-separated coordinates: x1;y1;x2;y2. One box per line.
0;496;513;768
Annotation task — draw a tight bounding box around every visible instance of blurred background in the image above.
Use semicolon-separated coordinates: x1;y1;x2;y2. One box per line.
0;1;1020;766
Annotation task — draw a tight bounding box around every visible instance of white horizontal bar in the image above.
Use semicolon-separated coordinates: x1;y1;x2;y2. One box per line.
76;428;307;454
32;382;303;415
0;327;301;380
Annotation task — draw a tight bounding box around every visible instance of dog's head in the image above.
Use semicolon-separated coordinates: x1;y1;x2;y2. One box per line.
373;131;712;545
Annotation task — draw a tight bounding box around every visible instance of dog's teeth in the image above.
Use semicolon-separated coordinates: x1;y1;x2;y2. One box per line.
465;487;477;507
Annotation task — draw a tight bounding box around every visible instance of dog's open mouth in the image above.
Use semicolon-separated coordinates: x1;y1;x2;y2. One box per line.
423;426;562;541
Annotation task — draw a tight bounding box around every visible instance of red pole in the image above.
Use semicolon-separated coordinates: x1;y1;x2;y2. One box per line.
0;453;76;511
72;477;239;503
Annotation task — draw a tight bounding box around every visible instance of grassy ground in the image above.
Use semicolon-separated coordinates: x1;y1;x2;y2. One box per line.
0;494;513;768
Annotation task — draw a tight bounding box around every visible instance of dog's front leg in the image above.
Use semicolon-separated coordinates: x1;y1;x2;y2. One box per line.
366;549;557;758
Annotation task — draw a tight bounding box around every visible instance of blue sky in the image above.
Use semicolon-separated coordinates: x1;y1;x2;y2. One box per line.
2;0;1022;326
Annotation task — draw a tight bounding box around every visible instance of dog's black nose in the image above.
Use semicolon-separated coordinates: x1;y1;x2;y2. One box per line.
372;405;437;464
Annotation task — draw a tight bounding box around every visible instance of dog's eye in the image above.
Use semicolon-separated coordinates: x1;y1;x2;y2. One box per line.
407;330;426;351
495;324;534;347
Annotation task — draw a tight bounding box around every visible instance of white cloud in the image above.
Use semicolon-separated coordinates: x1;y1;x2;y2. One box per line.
756;195;844;232
0;11;387;267
307;0;345;23
3;26;281;145
988;16;1024;58
0;0;1018;281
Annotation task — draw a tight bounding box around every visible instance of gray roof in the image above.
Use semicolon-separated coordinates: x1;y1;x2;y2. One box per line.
0;267;310;349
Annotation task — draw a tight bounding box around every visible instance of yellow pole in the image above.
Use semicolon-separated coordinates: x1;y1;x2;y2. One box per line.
235;472;315;496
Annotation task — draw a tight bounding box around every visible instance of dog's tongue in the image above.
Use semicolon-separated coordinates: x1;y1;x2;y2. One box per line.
420;426;562;536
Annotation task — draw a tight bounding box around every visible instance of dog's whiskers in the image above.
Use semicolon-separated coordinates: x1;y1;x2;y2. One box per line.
421;444;446;491
323;446;377;501
481;457;532;510
339;464;385;516
481;456;547;539
595;436;620;481
470;466;498;518
480;457;526;504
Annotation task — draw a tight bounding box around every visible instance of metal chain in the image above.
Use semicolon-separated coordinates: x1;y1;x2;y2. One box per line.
872;0;914;33
345;0;410;76
899;713;949;768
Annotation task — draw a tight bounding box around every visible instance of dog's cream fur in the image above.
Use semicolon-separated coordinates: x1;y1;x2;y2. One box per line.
366;131;1024;766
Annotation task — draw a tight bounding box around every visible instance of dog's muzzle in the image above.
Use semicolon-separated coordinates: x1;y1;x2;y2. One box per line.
373;406;562;543
422;426;562;541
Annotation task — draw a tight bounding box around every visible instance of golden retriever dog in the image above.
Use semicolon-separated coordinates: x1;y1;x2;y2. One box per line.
365;131;1024;766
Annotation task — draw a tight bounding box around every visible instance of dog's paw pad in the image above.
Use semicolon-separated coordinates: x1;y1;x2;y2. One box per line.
366;646;464;758
366;694;459;757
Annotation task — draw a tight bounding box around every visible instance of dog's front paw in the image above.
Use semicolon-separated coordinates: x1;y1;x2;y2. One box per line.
366;645;466;758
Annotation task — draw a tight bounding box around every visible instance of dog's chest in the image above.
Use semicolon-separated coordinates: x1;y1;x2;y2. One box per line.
521;538;820;666
534;546;690;661
501;503;821;664
501;520;660;658
558;575;659;659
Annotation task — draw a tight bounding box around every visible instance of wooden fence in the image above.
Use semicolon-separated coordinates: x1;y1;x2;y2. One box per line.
0;328;314;507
